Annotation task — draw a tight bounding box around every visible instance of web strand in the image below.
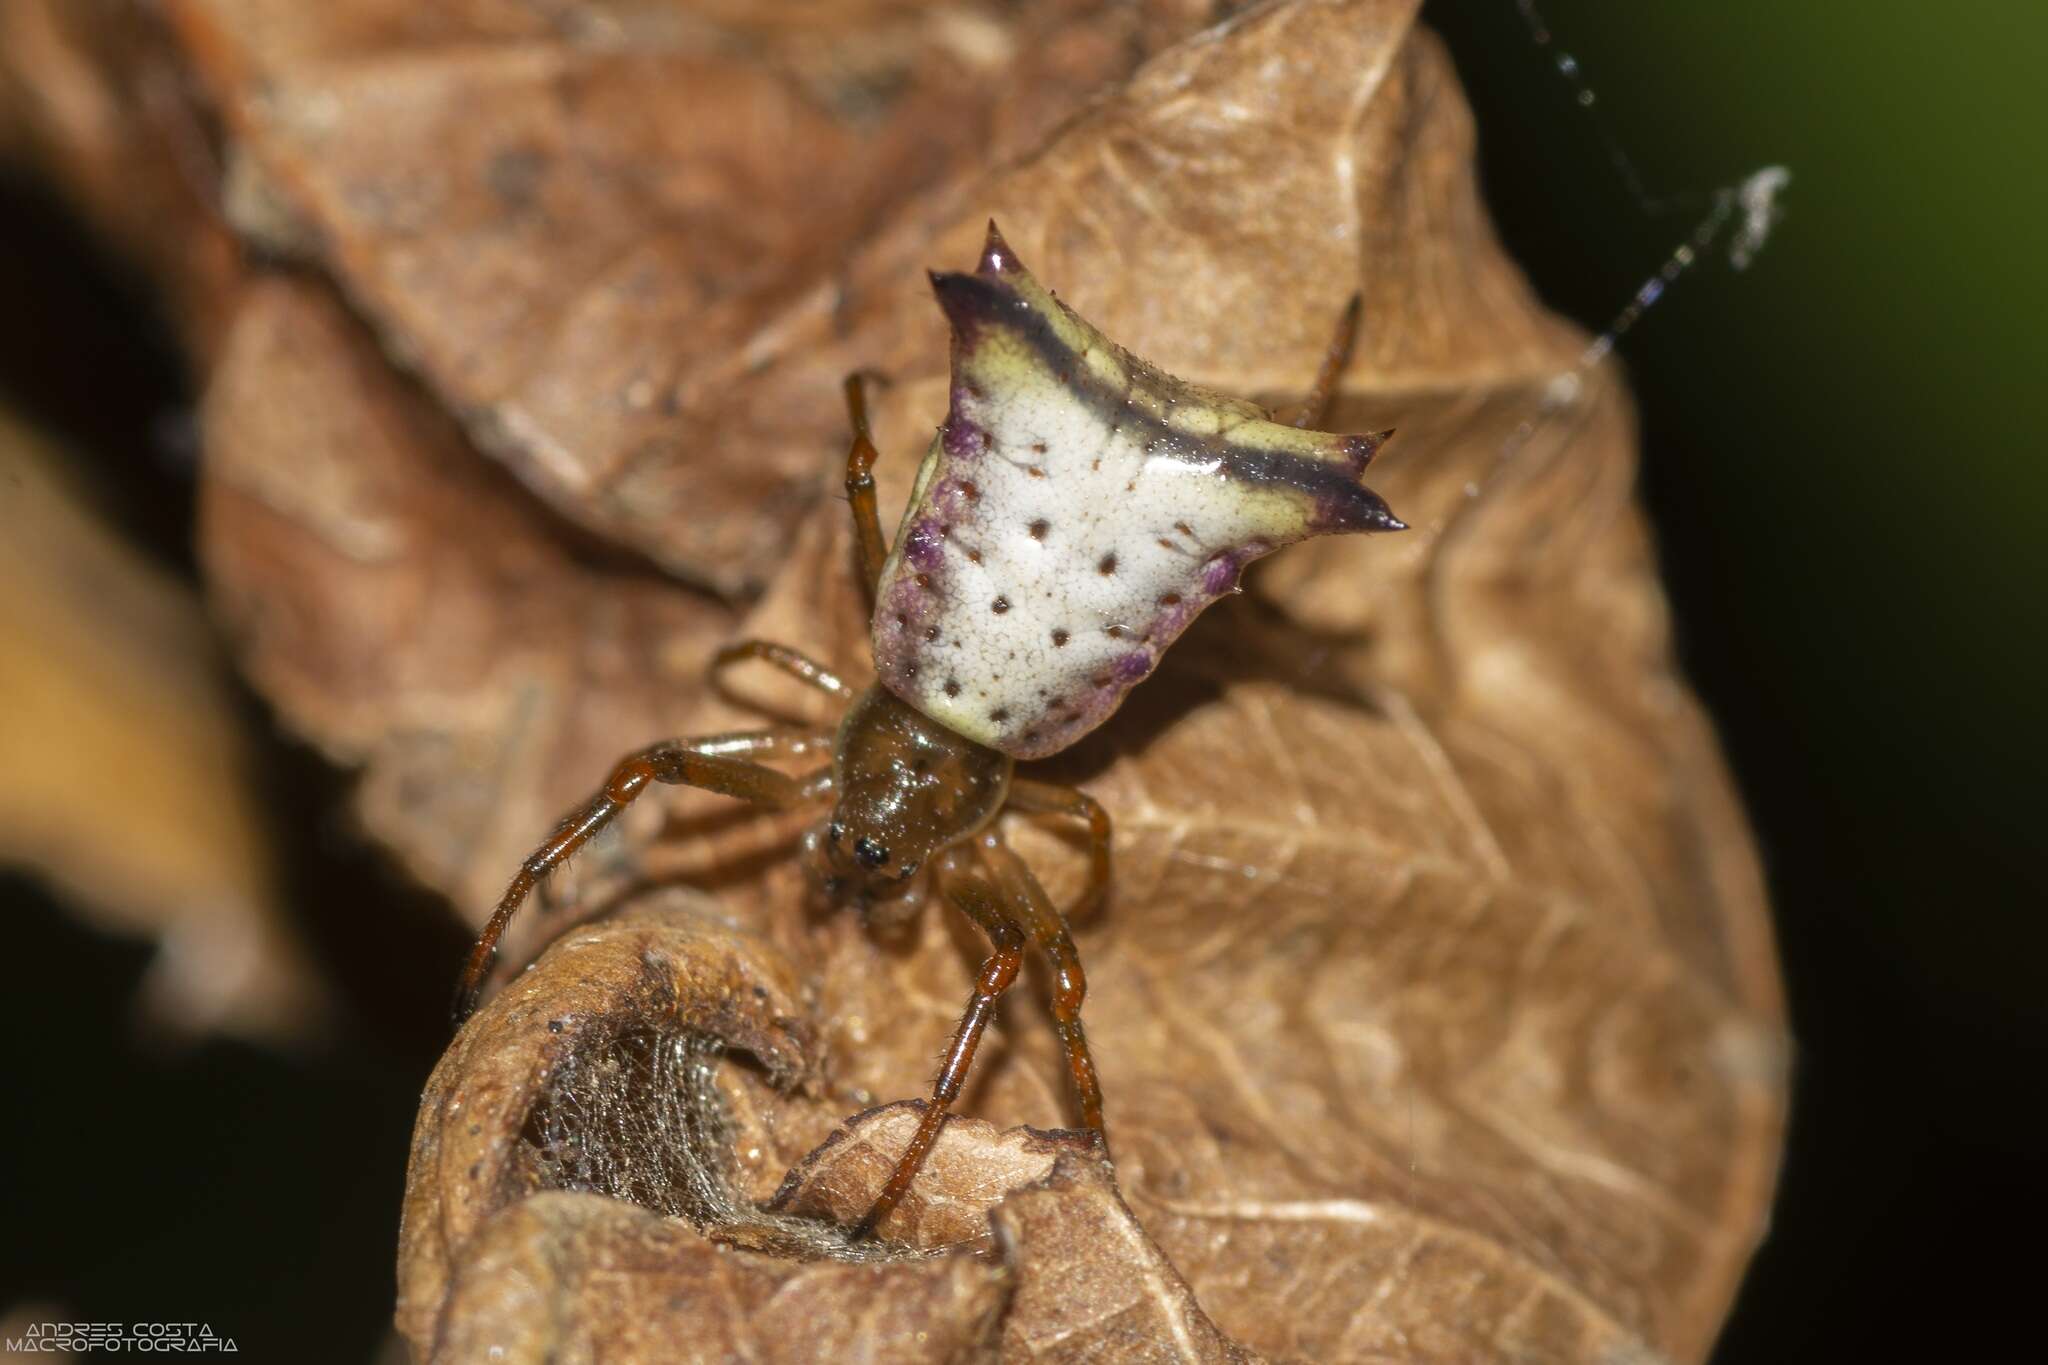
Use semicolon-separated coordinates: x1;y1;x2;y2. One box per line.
1513;0;1669;215
1496;0;1792;448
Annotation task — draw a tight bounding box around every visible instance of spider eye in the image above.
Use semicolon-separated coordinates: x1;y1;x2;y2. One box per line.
853;836;889;870
827;820;846;845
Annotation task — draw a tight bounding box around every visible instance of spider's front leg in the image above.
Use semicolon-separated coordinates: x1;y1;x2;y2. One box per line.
452;729;834;1024
851;851;1026;1241
979;834;1105;1136
1007;778;1114;925
852;836;1108;1240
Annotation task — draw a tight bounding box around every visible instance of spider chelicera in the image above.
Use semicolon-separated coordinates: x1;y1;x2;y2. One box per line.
452;224;1399;1240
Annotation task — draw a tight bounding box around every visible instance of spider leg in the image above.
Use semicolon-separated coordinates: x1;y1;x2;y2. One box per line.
1287;292;1363;428
842;371;890;606
536;869;567;918
452;730;833;1025
979;835;1105;1138
851;853;1026;1241
711;639;853;700
1005;778;1113;924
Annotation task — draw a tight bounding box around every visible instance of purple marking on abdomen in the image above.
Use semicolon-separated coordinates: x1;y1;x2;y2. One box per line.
902;519;946;573
1150;595;1204;642
942;416;987;458
1199;539;1272;597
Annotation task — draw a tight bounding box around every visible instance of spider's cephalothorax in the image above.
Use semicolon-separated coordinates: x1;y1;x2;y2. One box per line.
815;684;1012;896
452;222;1402;1241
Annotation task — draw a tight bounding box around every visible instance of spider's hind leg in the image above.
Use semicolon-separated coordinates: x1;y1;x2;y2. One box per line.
1286;292;1363;428
842;372;891;607
712;639;853;702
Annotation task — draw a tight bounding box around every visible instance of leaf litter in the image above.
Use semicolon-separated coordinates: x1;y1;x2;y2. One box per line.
29;0;1795;1358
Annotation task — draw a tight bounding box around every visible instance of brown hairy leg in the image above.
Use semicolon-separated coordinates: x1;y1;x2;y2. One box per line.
842;372;890;603
980;834;1105;1137
1006;777;1113;924
1288;292;1363;428
452;729;834;1023
712;639;854;701
851;849;1027;1240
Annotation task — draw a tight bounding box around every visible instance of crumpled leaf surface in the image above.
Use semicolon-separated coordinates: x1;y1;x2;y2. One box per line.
201;275;737;916
161;0;1226;595
180;0;1786;1359
0;0;244;357
401;892;1247;1361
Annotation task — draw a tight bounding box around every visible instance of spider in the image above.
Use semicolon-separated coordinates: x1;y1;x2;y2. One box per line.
452;223;1402;1240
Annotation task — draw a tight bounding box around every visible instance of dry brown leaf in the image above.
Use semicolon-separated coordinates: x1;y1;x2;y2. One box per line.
0;0;243;357
161;0;1227;595
772;1108;1079;1250
175;0;1784;1359
435;1192;1010;1365
779;1115;1259;1364
200;275;740;919
0;409;320;1039
395;891;1035;1360
400;891;1252;1362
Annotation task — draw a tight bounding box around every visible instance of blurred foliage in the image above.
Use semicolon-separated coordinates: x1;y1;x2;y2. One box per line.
1434;0;2048;1001
1426;3;2046;1358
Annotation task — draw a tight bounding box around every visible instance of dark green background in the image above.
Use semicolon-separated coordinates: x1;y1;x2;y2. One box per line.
1429;1;2045;1356
2;2;2038;1359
